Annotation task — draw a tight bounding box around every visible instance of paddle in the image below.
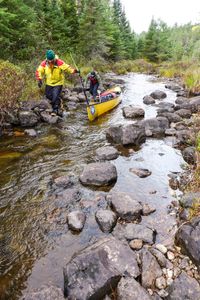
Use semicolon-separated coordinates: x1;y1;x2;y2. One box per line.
69;53;90;106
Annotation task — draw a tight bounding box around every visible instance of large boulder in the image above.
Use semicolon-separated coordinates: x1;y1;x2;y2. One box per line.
63;237;140;300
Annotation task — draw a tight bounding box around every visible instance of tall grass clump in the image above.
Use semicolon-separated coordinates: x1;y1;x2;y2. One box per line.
0;60;25;124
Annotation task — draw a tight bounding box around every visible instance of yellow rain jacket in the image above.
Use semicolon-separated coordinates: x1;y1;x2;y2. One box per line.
36;58;75;86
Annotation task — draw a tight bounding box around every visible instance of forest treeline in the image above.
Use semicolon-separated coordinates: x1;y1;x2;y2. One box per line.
1;0;200;64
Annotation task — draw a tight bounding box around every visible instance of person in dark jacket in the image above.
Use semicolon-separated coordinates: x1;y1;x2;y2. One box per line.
85;71;103;101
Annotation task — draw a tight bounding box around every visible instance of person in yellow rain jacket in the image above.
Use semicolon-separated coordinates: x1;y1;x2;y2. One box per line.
36;49;79;116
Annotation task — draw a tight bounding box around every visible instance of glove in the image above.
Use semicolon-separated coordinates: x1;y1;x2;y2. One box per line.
74;69;80;74
38;79;42;88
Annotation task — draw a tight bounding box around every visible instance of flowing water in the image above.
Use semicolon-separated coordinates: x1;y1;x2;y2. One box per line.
0;73;184;299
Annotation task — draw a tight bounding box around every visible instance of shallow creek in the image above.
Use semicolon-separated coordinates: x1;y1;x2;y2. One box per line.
0;73;185;299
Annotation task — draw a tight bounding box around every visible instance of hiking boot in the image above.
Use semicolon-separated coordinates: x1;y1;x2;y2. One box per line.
51;110;58;116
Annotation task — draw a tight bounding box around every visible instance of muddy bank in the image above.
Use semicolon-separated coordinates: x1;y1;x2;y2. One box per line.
0;73;199;299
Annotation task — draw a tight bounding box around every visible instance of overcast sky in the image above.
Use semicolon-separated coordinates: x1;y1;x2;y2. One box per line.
120;0;200;33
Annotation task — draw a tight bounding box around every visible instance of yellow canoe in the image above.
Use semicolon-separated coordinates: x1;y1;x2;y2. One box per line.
87;86;122;121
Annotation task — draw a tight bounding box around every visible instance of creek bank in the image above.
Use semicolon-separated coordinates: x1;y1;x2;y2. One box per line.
0;76;125;137
21;76;200;299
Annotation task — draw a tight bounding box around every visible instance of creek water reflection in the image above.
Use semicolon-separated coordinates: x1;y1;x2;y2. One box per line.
0;74;184;299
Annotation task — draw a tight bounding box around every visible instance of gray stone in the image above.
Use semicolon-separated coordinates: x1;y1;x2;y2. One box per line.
107;192;142;222
95;209;117;233
143;95;155;105
18;111;39;127
53;175;74;188
182;147;197;165
125;223;155;244
96;146;119;161
166;271;200;300
150;90;167;100
175;216;200;268
79;162;117;187
179;192;200;208
122;105;145;119
21;285;64;300
63;237;140;300
140;249;162;289
117;277;152;300
67;211;86;232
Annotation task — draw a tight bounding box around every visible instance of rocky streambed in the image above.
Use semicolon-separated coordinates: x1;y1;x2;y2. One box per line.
0;73;199;299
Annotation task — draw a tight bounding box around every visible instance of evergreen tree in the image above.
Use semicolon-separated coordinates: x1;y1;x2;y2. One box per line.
0;0;36;60
77;0;112;59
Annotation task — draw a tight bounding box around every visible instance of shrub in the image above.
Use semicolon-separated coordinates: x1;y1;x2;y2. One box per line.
0;60;25;124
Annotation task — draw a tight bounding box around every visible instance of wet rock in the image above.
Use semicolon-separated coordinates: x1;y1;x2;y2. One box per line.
182;146;197;165
24;129;37;137
125;224;155;244
165;128;176;136
53;175;74;189
4;110;20;125
107;192;142;222
179;192;200;208
40;112;59;124
175;216;200;268
140;249;162;289
122;105;145;119
117;277;152;300
179;208;190;221
106;123;146;146
166;271;200;300
143;95;155;105
165;83;182;92
129;239;143;250
157;112;182;123
175;108;192;118
129;168;152;178
175;97;189;105
79;162;117;187
141;116;169;137
150;90;167;100
18;111;39;127
67;210;86;232
95;209;117;233
63;237;140;299
96;146;119;161
142;203;156;216
54;188;81;209
21;285;65;300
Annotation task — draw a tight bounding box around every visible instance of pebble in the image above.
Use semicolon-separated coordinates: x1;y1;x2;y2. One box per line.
129;239;143;250
157;289;169;298
167;251;175;260
155;244;167;254
155;276;167;289
166;278;173;286
166;269;173;279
